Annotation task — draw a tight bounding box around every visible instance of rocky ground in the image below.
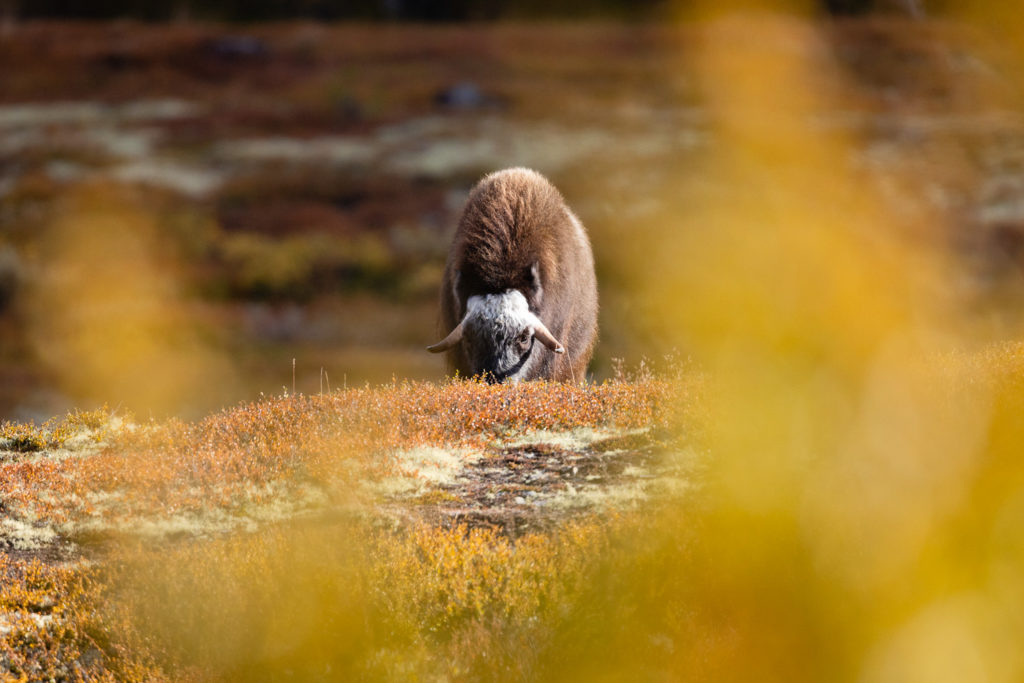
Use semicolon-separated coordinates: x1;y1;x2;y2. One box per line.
381;426;696;536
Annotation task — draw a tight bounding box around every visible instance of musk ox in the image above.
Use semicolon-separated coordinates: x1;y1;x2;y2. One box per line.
427;168;598;383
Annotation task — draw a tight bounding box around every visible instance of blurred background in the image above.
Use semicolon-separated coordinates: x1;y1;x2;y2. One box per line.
1;0;1022;420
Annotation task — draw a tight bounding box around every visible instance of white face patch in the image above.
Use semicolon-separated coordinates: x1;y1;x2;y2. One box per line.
463;289;540;382
466;289;532;331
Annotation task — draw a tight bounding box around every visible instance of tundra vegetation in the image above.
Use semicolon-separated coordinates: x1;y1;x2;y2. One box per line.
0;376;697;680
4;3;1024;682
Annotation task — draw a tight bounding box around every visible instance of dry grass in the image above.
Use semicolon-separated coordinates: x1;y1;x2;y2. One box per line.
0;376;693;680
0;555;165;682
1;518;614;681
0;378;685;530
107;519;623;681
0;408;116;454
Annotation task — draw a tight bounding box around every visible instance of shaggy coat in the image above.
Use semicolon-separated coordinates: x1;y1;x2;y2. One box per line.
434;168;598;381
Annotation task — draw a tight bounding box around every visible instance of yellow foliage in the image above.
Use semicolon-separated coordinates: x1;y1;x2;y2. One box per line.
26;183;238;417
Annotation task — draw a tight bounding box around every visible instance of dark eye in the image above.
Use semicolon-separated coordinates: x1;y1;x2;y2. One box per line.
517;330;532;348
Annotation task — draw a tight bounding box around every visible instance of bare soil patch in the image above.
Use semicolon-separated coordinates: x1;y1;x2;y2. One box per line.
383;428;694;537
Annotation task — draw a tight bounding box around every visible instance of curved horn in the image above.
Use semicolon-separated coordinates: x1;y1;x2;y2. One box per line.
427;320;465;353
531;317;565;354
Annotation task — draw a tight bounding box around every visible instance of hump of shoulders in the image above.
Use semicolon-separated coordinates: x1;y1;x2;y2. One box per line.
482;167;551;189
465;168;565;224
454;168;578;290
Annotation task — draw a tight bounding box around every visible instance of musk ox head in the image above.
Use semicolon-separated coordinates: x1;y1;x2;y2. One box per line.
427;288;564;383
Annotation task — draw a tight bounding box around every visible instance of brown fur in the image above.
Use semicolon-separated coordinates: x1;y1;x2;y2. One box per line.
438;168;598;381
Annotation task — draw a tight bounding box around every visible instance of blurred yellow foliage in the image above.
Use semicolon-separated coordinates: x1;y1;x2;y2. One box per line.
27;183;237;416
562;2;1024;681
